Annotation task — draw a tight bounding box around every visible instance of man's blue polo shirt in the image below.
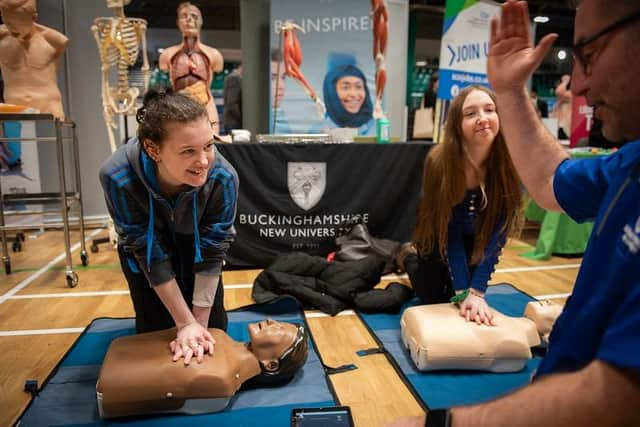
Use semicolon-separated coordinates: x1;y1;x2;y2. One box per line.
536;141;640;377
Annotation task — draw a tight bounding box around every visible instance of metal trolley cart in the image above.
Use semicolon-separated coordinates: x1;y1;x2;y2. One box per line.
0;113;88;287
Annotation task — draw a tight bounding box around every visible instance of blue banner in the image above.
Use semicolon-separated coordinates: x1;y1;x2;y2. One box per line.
437;0;499;100
270;0;383;136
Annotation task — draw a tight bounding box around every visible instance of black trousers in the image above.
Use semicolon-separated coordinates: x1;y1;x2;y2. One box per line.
405;234;475;304
118;234;227;333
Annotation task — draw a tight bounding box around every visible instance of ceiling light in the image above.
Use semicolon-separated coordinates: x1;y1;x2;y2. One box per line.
534;15;549;23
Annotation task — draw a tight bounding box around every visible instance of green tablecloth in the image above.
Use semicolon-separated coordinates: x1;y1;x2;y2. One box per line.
520;200;593;260
520;148;612;260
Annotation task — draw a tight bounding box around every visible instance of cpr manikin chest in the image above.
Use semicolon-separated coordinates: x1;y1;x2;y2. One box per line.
96;329;248;419
401;304;541;372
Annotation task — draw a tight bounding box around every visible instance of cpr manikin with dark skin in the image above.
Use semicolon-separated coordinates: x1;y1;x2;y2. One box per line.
97;319;308;418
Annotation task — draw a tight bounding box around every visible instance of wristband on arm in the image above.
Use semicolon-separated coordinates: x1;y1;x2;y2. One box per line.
425;409;452;427
450;290;469;306
192;273;220;307
468;288;485;298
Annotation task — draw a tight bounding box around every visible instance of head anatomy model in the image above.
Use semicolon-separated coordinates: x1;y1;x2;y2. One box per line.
158;2;224;133
91;0;150;153
96;319;309;419
0;0;68;119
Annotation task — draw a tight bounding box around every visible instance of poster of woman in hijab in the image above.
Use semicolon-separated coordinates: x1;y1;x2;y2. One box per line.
270;0;380;136
318;53;374;135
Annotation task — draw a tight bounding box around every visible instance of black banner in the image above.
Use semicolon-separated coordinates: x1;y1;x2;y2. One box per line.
216;143;432;268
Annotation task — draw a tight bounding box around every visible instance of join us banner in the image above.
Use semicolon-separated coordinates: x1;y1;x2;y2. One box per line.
437;0;500;101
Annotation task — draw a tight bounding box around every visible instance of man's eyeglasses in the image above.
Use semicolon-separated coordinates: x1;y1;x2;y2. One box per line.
572;9;640;75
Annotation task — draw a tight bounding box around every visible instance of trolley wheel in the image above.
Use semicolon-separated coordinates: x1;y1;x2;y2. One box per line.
16;232;26;242
4;258;11;275
12;241;22;252
66;271;79;288
80;251;88;266
90;244;99;253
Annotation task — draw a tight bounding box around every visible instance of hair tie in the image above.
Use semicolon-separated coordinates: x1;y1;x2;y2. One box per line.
136;106;146;124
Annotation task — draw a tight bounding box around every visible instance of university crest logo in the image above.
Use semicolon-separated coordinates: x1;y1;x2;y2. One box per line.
287;162;326;211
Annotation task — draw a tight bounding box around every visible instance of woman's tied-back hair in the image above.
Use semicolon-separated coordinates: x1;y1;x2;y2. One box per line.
414;85;522;261
136;88;207;145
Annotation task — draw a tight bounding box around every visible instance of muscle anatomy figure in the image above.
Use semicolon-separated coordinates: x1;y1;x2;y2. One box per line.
371;0;388;119
159;2;223;133
278;21;325;117
92;0;149;153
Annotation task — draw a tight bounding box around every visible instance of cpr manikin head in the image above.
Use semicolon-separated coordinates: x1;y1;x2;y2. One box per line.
176;2;202;38
248;319;309;385
0;0;36;40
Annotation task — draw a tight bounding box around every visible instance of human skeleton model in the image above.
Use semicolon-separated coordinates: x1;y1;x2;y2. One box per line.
551;74;572;138
371;0;388;119
0;0;68;120
91;0;149;154
159;2;223;133
278;21;325;117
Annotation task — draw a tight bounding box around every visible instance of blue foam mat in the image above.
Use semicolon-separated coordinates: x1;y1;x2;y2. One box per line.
359;284;541;409
19;297;335;426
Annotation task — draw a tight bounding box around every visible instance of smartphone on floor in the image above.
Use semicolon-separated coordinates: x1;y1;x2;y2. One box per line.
291;406;355;427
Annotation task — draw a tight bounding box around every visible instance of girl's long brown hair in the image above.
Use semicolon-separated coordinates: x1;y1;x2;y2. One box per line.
414;85;522;261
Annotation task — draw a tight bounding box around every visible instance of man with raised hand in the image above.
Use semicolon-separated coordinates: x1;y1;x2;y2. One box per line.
386;1;640;426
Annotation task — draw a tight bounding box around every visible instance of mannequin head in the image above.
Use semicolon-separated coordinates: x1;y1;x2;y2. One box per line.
105;0;131;9
0;0;37;40
176;2;202;38
247;320;309;385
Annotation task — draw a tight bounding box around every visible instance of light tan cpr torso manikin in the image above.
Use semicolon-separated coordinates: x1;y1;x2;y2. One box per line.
0;1;68;120
97;328;260;418
401;301;563;372
158;3;223;133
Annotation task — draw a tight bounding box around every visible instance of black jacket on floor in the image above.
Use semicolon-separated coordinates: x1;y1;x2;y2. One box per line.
252;252;413;315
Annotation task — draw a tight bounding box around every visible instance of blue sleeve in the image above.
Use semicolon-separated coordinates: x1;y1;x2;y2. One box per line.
554;152;623;223
447;223;470;291
470;221;507;293
597;277;640;372
99;166;174;286
195;164;239;276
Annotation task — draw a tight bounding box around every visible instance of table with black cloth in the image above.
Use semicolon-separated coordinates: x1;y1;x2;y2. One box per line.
216;142;432;268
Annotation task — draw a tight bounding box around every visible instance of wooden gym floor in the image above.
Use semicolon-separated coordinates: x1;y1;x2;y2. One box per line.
0;227;577;427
